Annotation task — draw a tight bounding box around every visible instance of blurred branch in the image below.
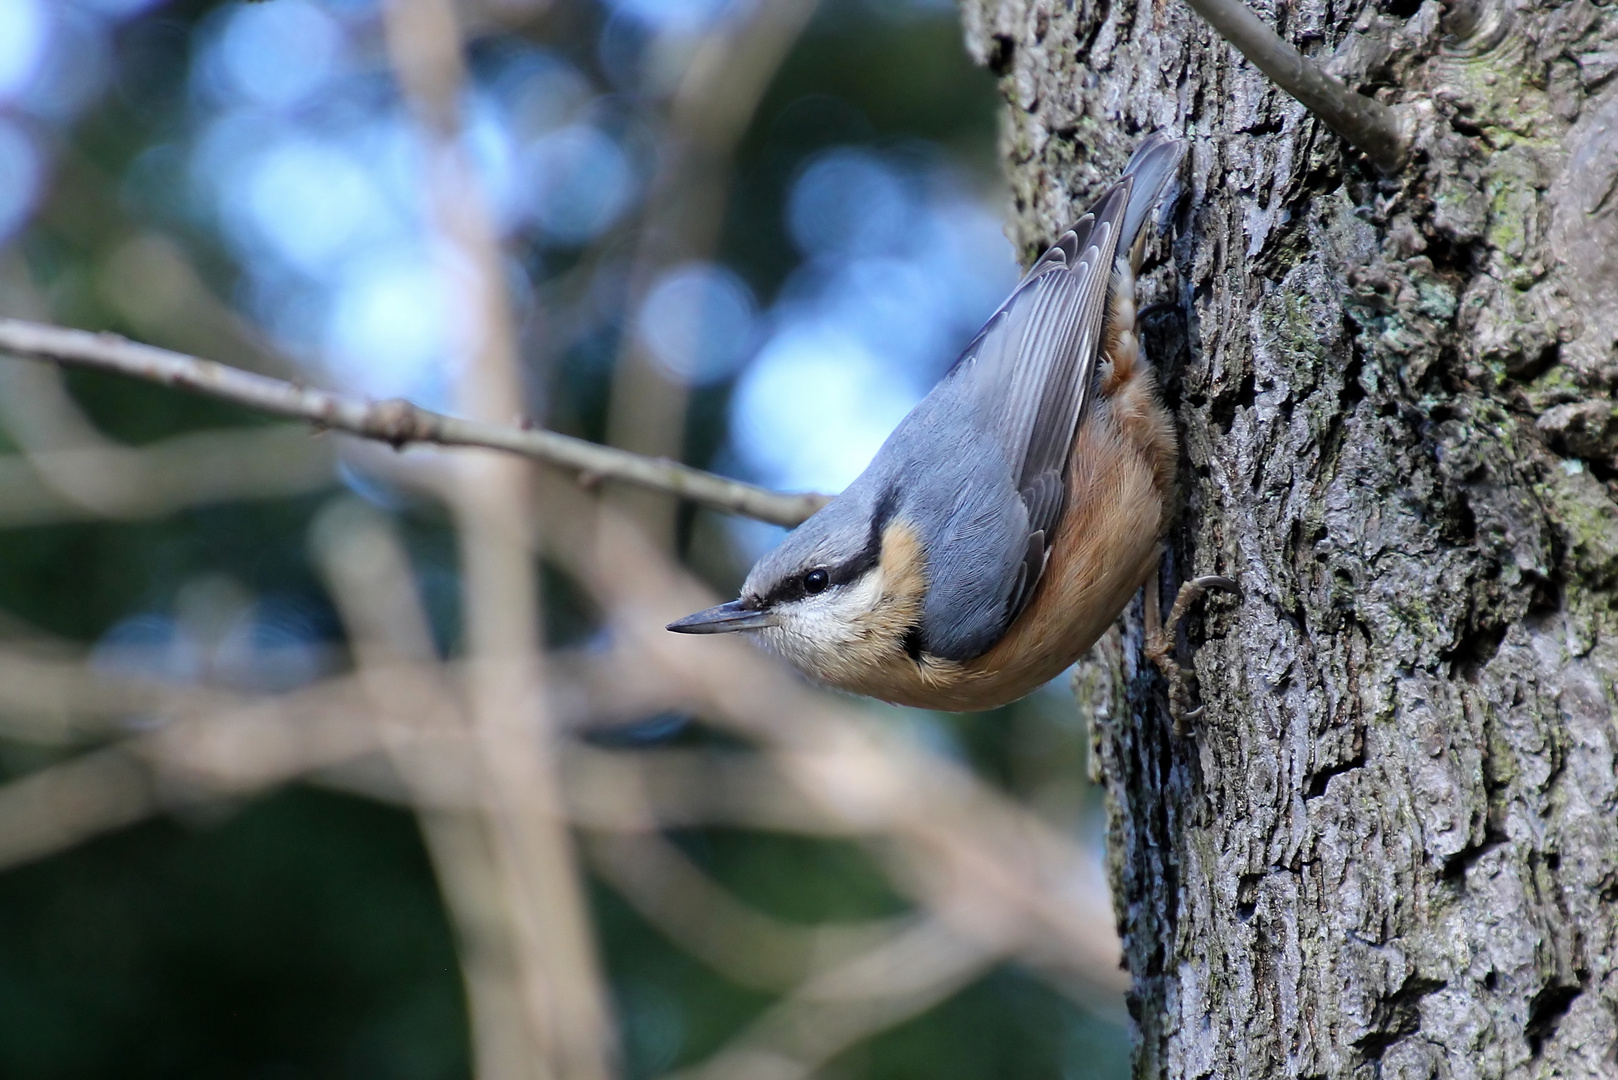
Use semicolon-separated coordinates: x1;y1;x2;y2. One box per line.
0;686;1004;1076
532;482;1129;999
0;645;241;746
586;829;918;993
361;452;1130;1003
312;497;557;1080
670;0;819;150
0;359;337;518
0;608;1128;1016
92;232;299;380
561;744;849;835
382;0;618;1076
571;731;915;994
0;673;383;874
0;427;335;526
0;414;1133;1080
145;679;388;796
0;746;156;871
663;919;999;1080
0;270;334;524
26;143;297;380
0;318;827;527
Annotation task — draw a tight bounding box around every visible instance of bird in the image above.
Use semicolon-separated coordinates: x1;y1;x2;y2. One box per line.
668;132;1225;712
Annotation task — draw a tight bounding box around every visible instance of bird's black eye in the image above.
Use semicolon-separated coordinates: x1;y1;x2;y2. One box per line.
803;568;829;595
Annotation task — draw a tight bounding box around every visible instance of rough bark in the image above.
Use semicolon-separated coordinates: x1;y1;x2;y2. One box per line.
959;0;1618;1074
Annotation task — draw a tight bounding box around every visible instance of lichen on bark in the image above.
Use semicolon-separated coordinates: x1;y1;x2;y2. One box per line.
960;0;1618;1073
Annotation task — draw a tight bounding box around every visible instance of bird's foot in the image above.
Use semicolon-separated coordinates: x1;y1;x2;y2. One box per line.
1145;574;1240;735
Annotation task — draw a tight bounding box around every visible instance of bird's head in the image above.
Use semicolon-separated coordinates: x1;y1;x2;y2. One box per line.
666;493;926;683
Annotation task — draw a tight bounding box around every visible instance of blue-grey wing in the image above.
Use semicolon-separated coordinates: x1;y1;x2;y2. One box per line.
915;133;1184;658
944;186;1128;620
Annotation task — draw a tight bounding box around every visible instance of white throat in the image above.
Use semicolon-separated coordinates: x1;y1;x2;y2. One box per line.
751;569;887;677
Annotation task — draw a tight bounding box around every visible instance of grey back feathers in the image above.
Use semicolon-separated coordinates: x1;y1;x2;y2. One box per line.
742;133;1185;663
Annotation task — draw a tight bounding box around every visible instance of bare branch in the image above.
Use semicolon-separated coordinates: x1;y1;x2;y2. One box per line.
0;358;335;524
586;829;919;993
561;743;848;835
311;496;557;1080
0;646;237;746
0;673;385;874
0;747;156;871
1182;0;1411;173
662;919;1000;1080
0;427;334;526
0;621;1131;1009
0;318;827;527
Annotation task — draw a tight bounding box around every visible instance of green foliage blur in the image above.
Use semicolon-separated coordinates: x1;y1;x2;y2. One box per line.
0;0;1130;1076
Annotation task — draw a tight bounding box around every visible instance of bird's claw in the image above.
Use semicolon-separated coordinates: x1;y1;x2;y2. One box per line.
1146;574;1239;735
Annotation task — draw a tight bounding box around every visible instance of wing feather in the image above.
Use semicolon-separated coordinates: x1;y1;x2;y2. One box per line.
948;183;1130;621
907;134;1184;659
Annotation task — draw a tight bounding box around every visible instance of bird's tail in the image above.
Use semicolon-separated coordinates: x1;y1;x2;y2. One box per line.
1119;132;1186;256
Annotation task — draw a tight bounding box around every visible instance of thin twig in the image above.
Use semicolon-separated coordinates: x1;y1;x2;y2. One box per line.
1183;0;1410;173
662;919;1000;1080
0;318;827;527
311;497;549;1080
585;829;918;993
0;746;156;871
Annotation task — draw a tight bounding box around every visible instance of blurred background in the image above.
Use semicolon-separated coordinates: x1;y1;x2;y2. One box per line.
0;0;1132;1076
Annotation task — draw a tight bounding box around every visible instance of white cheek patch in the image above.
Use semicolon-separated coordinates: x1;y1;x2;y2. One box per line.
753;571;886;672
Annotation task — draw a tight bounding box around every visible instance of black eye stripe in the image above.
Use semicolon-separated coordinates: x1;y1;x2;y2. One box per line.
758;495;897;608
761;558;864;606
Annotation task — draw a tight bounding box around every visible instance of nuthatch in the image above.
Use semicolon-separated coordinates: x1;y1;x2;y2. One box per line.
670;132;1220;712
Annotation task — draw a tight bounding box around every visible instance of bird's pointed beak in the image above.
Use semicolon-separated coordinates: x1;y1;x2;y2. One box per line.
666;600;774;635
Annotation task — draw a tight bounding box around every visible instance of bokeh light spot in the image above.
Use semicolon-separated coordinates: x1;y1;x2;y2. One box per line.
17;5;111;122
76;0;167;14
787;148;910;258
0;0;46;103
0;119;42;241
489;48;592;141
604;0;732;33
324;246;459;404
522;124;635;244
730;322;918;494
636;262;758;385
208;0;344;110
239;137;387;272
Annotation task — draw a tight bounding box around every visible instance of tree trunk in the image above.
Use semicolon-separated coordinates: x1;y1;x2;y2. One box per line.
959;0;1618;1074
